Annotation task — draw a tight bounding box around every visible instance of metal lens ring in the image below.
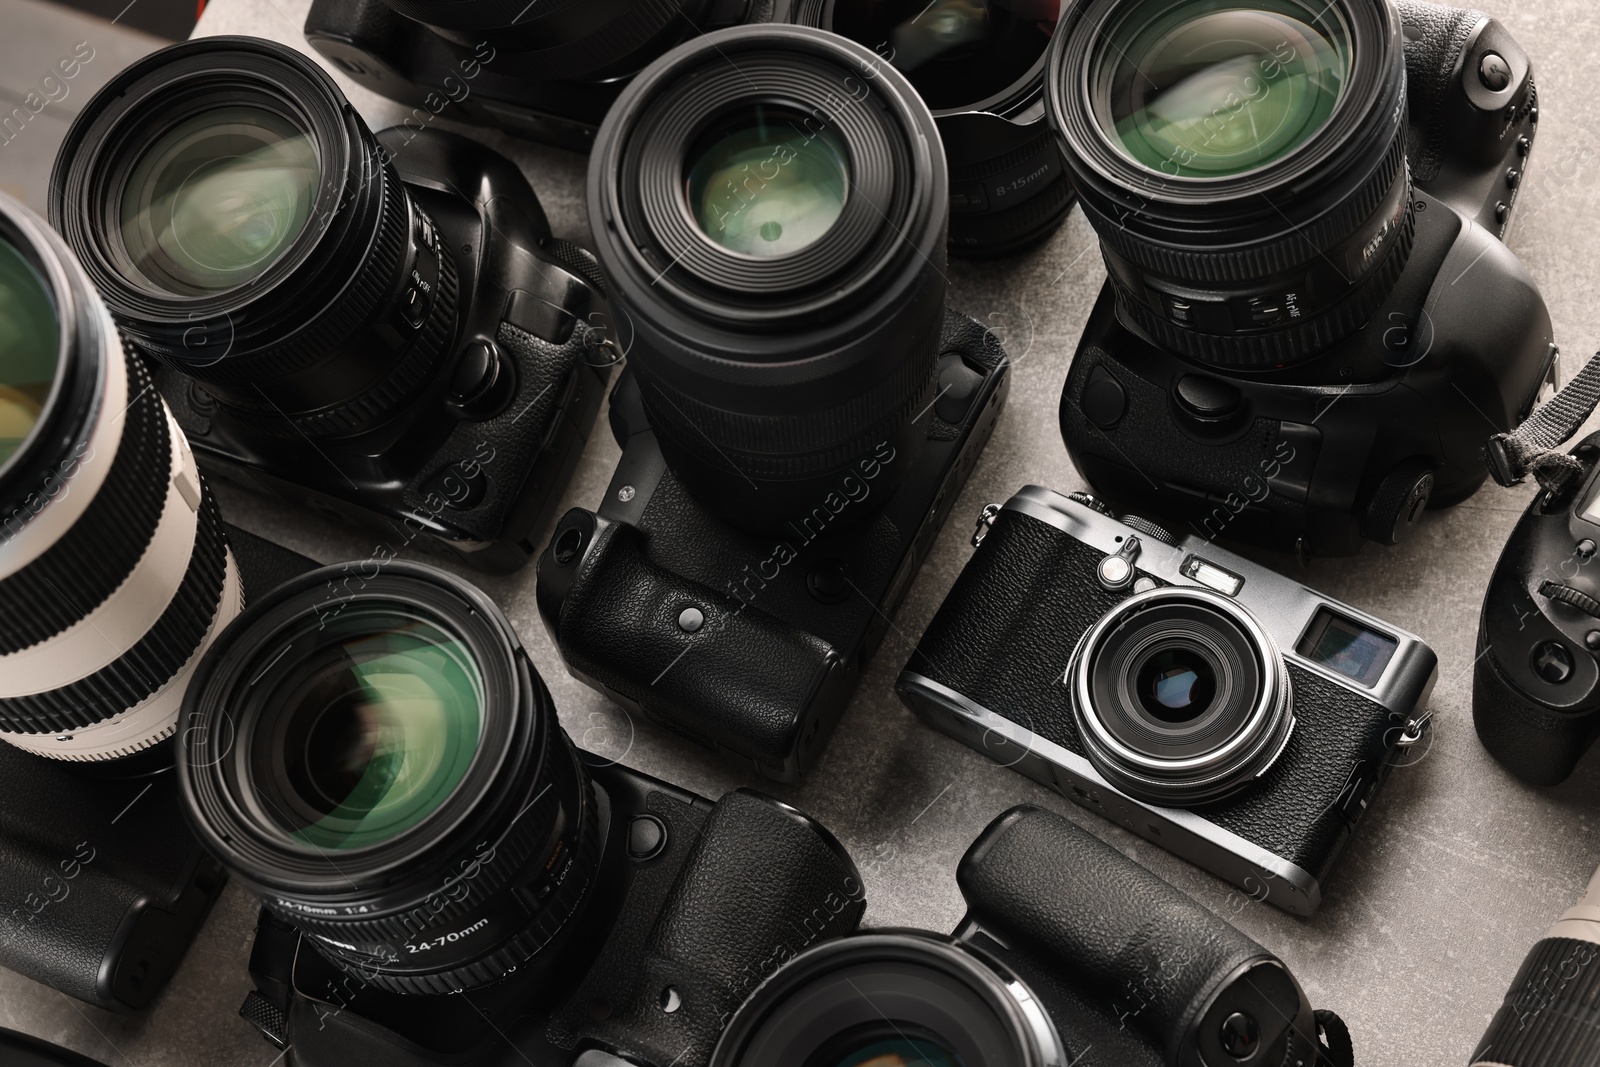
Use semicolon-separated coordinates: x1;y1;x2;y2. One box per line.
1069;587;1295;806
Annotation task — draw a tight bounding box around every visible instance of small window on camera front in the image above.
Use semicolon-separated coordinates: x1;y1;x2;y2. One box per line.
1296;609;1398;687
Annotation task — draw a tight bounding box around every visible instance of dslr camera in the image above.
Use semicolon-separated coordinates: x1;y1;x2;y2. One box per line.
898;486;1439;914
1050;0;1557;557
1475;430;1600;785
176;561;865;1067
49;37;611;573
536;26;1010;781
715;805;1349;1067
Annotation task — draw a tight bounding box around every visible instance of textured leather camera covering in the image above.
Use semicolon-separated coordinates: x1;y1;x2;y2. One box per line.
905;507;1396;877
959;807;1276;1067
1399;0;1486;183
552;790;864;1067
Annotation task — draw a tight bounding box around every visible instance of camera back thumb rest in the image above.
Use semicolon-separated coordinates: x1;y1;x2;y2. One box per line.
956;806;1330;1067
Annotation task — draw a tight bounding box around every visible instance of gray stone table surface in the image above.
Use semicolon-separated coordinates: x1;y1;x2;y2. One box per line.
6;0;1600;1062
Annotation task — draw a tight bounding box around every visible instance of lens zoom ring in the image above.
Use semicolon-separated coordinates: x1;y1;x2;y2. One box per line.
0;483;229;734
1472;937;1600;1066
0;352;168;653
640;313;942;480
1085;130;1408;284
1116;207;1415;368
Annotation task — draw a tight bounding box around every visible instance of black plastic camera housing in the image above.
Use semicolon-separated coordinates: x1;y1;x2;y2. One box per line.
1476;431;1600;785
1057;0;1556;558
233;761;866;1067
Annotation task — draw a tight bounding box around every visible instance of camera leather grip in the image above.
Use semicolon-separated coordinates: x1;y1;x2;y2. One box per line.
553;520;839;769
1397;0;1486;182
957;806;1279;1066
587;790;866;1067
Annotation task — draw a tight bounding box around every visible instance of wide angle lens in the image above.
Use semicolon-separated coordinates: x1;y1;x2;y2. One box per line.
51;36;459;440
589;25;949;529
0;191;243;761
1070;588;1294;805
179;562;599;995
712;934;1066;1067
1046;0;1411;366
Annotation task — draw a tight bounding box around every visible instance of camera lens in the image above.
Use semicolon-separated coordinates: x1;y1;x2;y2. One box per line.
51;36;459;440
589;25;950;529
1046;0;1411;365
179;562;599;994
0;192;243;761
811;0;1076;257
1069;588;1294;805
712;934;1066;1067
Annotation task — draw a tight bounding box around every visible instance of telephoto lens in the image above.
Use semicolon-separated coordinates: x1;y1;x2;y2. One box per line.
1046;0;1410;365
802;0;1076;256
0;190;242;761
1472;865;1600;1066
587;22;949;526
179;561;598;994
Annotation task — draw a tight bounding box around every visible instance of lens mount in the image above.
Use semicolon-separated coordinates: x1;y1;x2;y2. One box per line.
1068;587;1294;806
0;191;242;761
590;25;949;526
1045;0;1411;366
710;933;1067;1067
178;561;598;994
50;36;458;439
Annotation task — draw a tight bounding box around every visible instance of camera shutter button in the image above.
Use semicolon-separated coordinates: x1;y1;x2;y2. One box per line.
1479;52;1513;91
1097;536;1142;591
627;815;666;860
1533;641;1576;685
1175;375;1241;421
1220;1012;1260;1057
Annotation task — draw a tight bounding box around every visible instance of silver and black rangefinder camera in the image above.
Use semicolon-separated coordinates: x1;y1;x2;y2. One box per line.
897;486;1438;915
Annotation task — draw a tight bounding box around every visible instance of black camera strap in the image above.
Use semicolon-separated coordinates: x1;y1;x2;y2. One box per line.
1485;350;1600;491
1314;1008;1356;1067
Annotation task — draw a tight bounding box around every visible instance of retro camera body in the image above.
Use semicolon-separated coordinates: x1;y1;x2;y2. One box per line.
1475;431;1600;786
233;762;865;1067
1055;0;1556;557
715;806;1340;1067
898;486;1438;914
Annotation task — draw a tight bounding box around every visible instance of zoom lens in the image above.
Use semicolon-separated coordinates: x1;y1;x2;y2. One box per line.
1069;588;1294;805
590;25;949;529
711;934;1066;1067
1046;0;1411;365
0;192;242;761
809;0;1075;257
179;562;598;995
51;36;459;440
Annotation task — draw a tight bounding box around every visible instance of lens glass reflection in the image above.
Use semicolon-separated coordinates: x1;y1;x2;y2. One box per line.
1135;646;1218;723
121;105;320;293
830;1037;963;1067
1096;0;1351;177
0;238;59;473
686;105;849;258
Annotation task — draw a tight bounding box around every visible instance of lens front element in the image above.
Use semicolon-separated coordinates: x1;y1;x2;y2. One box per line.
1094;0;1351;178
826;1035;964;1067
250;606;483;852
0;239;60;471
687;106;850;258
1136;646;1217;722
120;105;320;294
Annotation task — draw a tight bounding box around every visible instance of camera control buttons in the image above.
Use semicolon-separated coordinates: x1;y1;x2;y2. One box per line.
1081;368;1127;429
1219;1012;1260;1057
806;560;851;604
1479;52;1513;91
1175;375;1241;422
1533;641;1576;684
626;815;667;861
1097;536;1142;592
677;607;705;633
1587;631;1600;652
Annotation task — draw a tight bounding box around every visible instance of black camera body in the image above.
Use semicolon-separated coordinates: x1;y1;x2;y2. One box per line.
536;311;1009;782
302;0;791;153
235;761;866;1067
897;486;1438;915
152;127;611;574
1475;431;1600;786
1058;0;1556;558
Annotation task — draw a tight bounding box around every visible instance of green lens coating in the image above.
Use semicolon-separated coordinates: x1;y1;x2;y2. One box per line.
255;607;484;851
1095;0;1351;178
0;238;60;473
686;106;849;258
829;1039;963;1067
120;105;320;294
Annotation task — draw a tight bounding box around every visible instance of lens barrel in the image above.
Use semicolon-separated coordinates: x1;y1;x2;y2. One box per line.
589;25;949;528
50;36;459;440
0;192;243;761
1069;587;1294;805
178;562;598;995
710;933;1066;1067
1045;0;1412;366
